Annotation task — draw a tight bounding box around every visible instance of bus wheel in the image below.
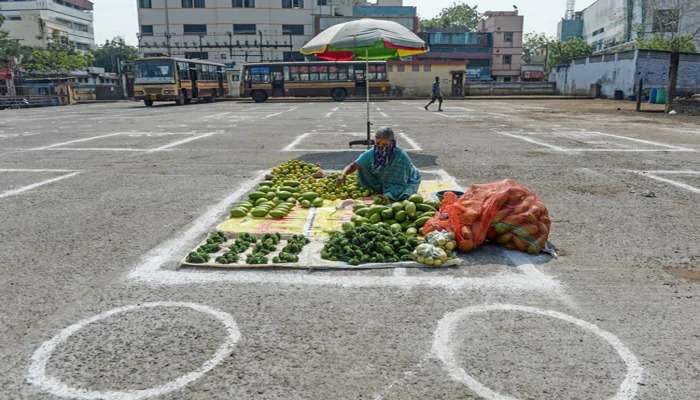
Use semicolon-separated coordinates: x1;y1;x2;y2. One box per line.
331;88;347;102
175;91;186;106
144;99;154;107
251;90;268;103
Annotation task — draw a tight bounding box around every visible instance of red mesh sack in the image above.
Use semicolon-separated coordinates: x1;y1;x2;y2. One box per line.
422;179;551;254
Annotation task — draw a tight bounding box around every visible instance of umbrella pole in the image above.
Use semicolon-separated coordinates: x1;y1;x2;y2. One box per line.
365;48;371;149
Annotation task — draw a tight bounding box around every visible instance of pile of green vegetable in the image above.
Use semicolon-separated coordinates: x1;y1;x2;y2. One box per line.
347;194;439;237
321;224;419;265
186;231;228;264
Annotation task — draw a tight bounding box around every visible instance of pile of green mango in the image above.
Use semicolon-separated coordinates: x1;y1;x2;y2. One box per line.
229;179;325;220
345;194;440;237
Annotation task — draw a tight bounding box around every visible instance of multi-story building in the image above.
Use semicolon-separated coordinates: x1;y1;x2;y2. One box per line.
0;0;94;51
558;0;700;53
136;0;415;66
479;10;523;82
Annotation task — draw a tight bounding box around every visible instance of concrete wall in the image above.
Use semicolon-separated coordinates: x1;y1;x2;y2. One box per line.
465;82;556;96
672;98;700;115
581;0;629;51
552;50;700;98
551;52;637;97
388;61;463;97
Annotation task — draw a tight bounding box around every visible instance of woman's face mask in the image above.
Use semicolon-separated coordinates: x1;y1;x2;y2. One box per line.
375;138;391;150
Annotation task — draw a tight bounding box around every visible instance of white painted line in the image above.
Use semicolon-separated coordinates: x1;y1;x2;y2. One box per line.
380;112;390;118
46;148;151;152
263;106;298;119
493;131;568;152
0;168;75;173
632;170;700;195
445;106;475;112
147;131;221;153
282;132;313;152
589;131;693;151
643;170;700;175
325;106;340;119
0;171;81;199
27;302;240;400
31;132;125;151
397;131;423;152
420;169;462;191
127;170;268;282
433;304;643;400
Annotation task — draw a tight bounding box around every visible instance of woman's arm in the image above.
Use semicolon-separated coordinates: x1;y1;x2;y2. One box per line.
336;162;360;185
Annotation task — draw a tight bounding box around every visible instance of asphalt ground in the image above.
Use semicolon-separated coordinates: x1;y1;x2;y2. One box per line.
0;98;698;400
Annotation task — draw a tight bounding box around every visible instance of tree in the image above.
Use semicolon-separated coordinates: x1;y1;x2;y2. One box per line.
523;32;554;64
0;15;21;63
92;37;139;73
420;2;483;32
546;38;593;72
22;32;93;73
636;0;700;112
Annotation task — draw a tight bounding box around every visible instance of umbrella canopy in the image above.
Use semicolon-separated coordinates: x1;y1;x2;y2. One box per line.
300;18;427;61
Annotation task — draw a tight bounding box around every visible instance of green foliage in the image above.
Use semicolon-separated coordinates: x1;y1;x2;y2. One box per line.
636;34;697;53
91;37;139;73
420;2;483;32
21;33;93;73
0;15;22;63
547;37;593;70
523;32;554;64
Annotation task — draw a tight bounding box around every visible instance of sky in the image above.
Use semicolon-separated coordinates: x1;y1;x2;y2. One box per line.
93;0;599;47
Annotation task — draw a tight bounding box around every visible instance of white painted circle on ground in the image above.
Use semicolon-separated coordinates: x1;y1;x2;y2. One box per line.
432;304;643;400
27;301;241;400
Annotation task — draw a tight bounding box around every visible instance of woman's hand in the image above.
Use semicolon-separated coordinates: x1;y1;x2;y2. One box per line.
335;174;347;186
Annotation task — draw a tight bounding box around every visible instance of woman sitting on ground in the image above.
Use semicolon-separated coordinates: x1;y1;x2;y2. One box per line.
336;127;422;201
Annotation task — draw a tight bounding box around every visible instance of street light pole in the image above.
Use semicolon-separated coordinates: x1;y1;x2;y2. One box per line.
227;32;233;59
258;30;263;61
165;0;172;56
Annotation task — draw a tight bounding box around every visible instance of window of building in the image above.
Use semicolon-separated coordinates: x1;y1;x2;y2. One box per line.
185;52;208;59
503;55;512;65
282;0;304;8
503;32;513;43
139;0;152;8
184;24;207;34
412;64;420;72
282;24;304;35
232;0;255;7
503;77;512;83
182;0;206;8
141;25;154;36
6;15;22;21
423;64;431;72
233;24;257;35
396;64;405;72
592;27;605;36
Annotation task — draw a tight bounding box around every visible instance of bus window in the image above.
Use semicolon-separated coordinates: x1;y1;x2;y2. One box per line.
283;66;290;81
177;62;190;80
348;64;354;79
299;66;310;81
338;65;348;80
376;64;387;81
355;67;365;81
250;66;271;83
328;65;338;81
309;65;321;81
368;65;377;80
318;65;329;81
288;66;299;81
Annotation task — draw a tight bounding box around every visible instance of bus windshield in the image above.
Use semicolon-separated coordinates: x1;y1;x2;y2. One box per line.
135;60;175;84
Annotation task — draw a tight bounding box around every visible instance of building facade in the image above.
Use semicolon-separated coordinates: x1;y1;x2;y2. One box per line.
0;0;94;50
136;0;416;67
479;10;523;82
417;30;492;81
558;0;700;53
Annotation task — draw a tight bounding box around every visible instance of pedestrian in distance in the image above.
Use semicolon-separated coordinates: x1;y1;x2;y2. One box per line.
424;76;443;112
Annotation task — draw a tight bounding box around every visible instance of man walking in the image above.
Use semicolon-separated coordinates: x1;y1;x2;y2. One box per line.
424;76;443;112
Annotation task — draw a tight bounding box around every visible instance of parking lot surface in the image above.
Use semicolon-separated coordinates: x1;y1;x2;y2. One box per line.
1;99;698;400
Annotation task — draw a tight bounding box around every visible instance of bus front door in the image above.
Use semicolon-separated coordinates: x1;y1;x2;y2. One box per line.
190;67;199;98
272;71;284;97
